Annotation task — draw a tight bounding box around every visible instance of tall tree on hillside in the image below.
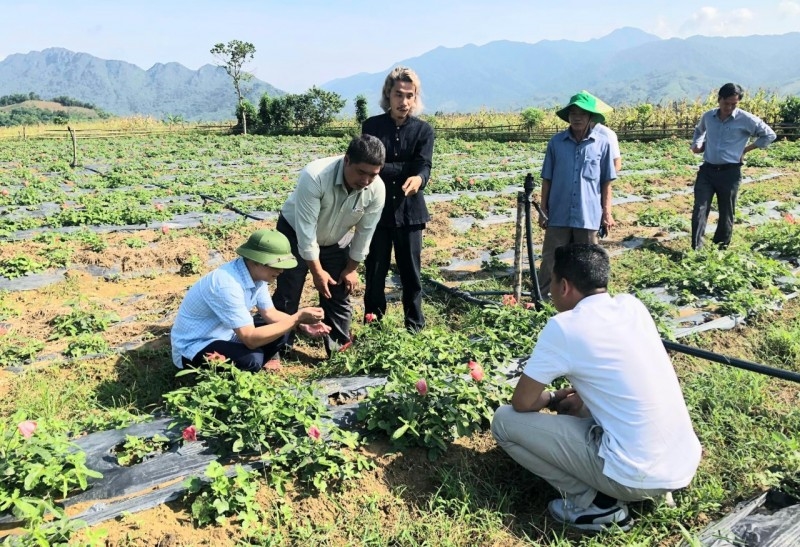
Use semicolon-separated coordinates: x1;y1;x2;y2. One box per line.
210;40;256;134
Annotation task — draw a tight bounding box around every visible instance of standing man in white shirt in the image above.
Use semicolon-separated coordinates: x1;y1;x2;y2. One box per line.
273;135;386;355
690;83;776;249
492;243;702;532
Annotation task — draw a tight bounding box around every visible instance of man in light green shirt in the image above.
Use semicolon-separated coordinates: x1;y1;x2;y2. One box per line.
274;134;386;354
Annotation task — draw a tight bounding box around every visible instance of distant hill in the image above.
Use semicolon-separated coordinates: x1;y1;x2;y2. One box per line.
0;100;99;118
322;27;800;113
0;48;284;121
3;29;800;120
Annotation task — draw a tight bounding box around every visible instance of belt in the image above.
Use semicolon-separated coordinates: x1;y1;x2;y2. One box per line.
702;162;742;171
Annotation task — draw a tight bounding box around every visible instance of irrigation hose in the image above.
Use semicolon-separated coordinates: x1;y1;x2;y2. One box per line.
662;340;800;384
425;277;800;384
199;194;263;221
523;173;544;306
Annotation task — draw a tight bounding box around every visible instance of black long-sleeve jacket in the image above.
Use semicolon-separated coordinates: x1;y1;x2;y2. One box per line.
362;113;434;227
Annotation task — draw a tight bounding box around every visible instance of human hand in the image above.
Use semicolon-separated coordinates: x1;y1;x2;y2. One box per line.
601;210;615;231
401;176;422;196
339;269;360;295
298;321;331;338
312;271;336;299
297;306;325;324
556;392;585;416
691;143;705;154
538;207;548;229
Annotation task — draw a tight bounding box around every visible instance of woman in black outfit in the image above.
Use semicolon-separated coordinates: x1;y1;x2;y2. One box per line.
362;67;434;332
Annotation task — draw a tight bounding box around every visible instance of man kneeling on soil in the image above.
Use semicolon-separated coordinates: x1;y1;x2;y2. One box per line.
491;243;701;531
170;229;330;372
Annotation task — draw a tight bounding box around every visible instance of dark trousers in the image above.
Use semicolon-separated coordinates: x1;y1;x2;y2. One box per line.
272;215;352;353
183;337;286;373
691;164;742;250
364;224;425;332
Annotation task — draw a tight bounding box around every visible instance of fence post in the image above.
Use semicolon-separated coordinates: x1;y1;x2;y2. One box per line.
68;126;78;168
513;191;525;301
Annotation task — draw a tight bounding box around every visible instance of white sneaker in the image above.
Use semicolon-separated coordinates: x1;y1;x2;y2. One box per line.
548;498;632;532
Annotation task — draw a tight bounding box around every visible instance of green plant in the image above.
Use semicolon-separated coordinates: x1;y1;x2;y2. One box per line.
0;335;44;367
184;461;261;526
164;361;371;493
178;254;203;276
123;236;147;249
0;255;46;279
64;333;110;358
0;414;102;505
49;304;119;339
115;434;171;466
357;359;512;460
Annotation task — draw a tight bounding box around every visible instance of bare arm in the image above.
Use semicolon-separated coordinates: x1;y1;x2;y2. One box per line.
601;181;615;229
234;306;324;350
510;374;575;413
539;178;551;228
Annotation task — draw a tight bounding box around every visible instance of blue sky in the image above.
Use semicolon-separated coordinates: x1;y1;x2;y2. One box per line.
2;0;799;92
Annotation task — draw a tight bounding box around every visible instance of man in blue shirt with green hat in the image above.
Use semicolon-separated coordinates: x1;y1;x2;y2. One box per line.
537;91;617;298
171;229;330;372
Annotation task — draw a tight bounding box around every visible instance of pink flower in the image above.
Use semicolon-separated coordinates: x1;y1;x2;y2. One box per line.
467;360;479;370
365;313;377;323
307;425;321;441
17;420;37;439
524;302;535;310
784;213;796;225
155;203;164;212
502;294;517;306
161;225;170;235
182;425;197;442
0;189;8;196
470;365;485;382
415;378;428;396
204;351;227;364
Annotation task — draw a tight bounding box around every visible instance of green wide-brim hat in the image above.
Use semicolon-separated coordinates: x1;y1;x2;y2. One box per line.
236;229;298;269
556;91;607;124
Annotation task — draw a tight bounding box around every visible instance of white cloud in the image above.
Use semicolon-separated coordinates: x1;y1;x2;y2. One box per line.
679;6;755;36
778;1;800;16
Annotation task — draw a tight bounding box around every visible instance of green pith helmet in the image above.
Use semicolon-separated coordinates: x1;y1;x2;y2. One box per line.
236;229;297;269
556;91;607;124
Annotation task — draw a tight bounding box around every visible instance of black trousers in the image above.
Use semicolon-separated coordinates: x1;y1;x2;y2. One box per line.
364;224;425;332
691;163;742;250
272;215;352;353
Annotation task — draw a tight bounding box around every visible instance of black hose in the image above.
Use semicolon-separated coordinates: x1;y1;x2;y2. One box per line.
524;173;544;307
426;277;800;384
663;340;800;384
199;194;263;221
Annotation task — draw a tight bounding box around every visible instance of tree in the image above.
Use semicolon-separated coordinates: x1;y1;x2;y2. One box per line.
355;94;369;127
779;96;800;125
520;107;545;132
210;40;256;133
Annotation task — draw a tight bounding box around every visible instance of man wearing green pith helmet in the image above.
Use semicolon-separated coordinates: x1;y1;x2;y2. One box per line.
536;91;617;298
170;229;331;372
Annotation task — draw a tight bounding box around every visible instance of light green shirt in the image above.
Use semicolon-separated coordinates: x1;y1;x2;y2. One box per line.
281;155;385;263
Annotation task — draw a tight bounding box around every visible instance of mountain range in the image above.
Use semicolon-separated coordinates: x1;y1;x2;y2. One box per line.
1;28;799;121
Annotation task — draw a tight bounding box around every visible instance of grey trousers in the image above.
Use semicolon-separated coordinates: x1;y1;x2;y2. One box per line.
273;215;352;354
537;227;598;298
491;406;671;509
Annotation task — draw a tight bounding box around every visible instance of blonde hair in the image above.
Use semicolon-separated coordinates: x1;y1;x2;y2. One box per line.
380;66;424;115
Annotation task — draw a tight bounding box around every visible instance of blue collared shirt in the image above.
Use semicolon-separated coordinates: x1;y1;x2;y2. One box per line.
170;257;272;368
541;127;616;230
692;108;776;165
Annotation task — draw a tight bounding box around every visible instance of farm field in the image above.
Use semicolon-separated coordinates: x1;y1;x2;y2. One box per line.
0;131;799;546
